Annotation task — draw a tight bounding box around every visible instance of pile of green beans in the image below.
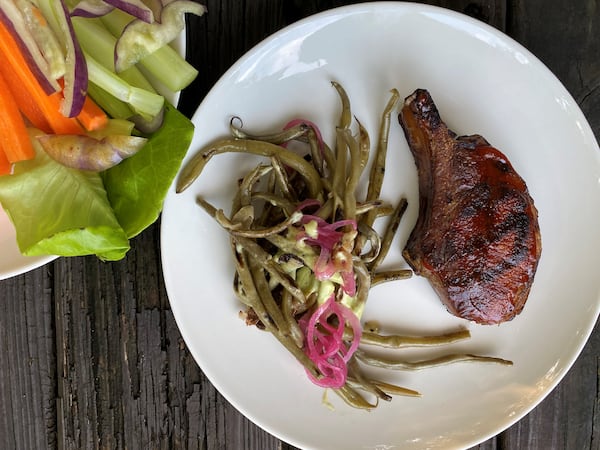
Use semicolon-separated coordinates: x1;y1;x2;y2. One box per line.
177;82;512;409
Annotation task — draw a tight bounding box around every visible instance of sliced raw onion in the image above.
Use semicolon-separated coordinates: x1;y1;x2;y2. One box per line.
50;0;88;117
104;0;154;22
71;0;115;18
300;295;362;388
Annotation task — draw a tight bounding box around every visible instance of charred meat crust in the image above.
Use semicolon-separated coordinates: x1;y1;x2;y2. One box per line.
399;89;541;325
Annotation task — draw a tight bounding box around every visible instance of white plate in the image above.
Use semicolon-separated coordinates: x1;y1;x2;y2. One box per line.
160;3;600;449
0;32;186;281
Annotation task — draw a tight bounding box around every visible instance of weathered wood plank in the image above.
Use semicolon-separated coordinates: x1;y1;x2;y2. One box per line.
0;267;56;450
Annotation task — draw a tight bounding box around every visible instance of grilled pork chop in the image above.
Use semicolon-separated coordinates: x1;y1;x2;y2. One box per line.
399;89;541;324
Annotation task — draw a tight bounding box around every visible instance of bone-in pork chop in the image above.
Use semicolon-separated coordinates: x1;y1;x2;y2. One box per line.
399;89;541;325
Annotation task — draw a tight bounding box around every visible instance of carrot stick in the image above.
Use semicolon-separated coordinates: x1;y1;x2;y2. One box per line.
0;146;12;176
0;19;84;135
56;78;108;132
0;71;35;163
0;53;51;133
77;94;109;132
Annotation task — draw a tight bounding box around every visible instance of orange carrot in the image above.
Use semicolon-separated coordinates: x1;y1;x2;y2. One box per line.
0;71;35;163
55;78;108;132
0;146;12;176
77;93;109;132
0;19;84;135
0;53;52;133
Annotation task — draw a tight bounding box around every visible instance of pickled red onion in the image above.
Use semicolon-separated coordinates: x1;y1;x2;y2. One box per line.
299;295;362;388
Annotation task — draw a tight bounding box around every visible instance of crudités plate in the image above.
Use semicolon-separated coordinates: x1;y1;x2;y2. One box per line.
160;3;600;449
0;33;186;281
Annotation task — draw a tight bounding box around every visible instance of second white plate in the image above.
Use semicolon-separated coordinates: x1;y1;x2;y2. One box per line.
161;3;600;449
0;31;186;280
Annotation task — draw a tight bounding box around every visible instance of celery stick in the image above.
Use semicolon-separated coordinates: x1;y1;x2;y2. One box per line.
100;8;198;92
87;82;133;120
138;44;197;92
72;17;157;93
84;51;164;118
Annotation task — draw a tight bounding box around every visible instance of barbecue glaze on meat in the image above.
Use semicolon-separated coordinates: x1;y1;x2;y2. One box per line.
399;89;541;325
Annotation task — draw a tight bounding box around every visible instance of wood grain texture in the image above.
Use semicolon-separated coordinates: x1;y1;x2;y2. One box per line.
0;1;598;449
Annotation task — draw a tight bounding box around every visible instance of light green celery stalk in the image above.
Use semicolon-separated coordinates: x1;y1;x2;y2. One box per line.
86;82;133;120
100;8;198;92
84;50;164;118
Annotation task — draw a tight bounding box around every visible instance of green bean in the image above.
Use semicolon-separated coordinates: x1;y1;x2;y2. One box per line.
232;271;254;308
251;192;296;217
281;289;305;348
331;81;352;129
196;196;239;228
347;328;471;349
230;205;255;229
333;384;377;410
370;269;413;286
365;380;420;398
356;222;381;263
232;243;277;331
356;117;370;171
330;128;348;219
355;200;393;217
368;198;408;270
248;257;292;339
355;350;513;370
352;260;371;315
231;211;302;238
341;128;361;221
256;169;279;227
320;142;337;183
270;156;296;201
347;357;391;401
306;127;325;177
176;138;323;197
229;116;310;143
315;197;335;221
197;196;302;238
345;376;420;398
232;235;306;303
232;164;272;213
362;89;400;228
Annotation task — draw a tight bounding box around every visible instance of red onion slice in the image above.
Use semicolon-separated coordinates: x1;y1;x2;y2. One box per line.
71;0;115;18
300;295;363;388
104;0;154;23
51;0;88;117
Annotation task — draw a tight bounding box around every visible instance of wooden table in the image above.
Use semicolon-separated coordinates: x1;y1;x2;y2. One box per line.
1;1;598;449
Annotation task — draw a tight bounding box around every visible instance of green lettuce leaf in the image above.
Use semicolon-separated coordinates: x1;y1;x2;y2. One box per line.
102;102;194;238
0;130;130;260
